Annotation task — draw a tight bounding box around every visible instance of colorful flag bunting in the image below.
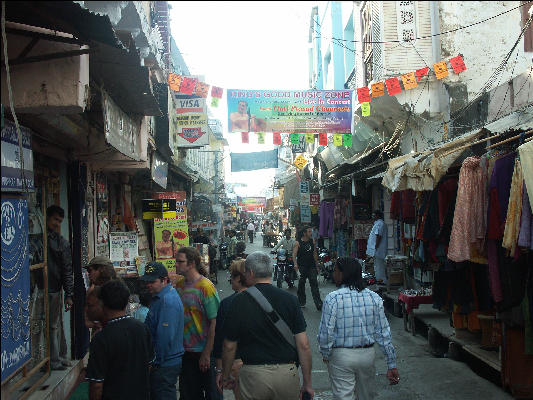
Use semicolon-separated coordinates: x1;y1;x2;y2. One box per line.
333;134;343;147
343;134;353;147
168;73;182;92
371;82;385;97
179;77;197;95
241;132;249;144
305;133;315;144
361;102;371;116
273;132;281;145
211;97;220;107
449;55;467;74
433;61;449;80
385;77;402;96
401;72;418;90
256;132;265;144
195;82;210;98
357;87;371;103
211;86;224;98
290;132;300;145
416;67;429;81
319;132;328;146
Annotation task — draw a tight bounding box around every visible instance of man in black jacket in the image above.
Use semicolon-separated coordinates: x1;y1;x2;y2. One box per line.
46;205;74;370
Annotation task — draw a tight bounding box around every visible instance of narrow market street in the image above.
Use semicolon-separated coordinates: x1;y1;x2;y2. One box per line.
213;236;513;400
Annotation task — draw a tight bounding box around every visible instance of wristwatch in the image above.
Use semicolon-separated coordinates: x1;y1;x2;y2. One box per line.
215;368;222;374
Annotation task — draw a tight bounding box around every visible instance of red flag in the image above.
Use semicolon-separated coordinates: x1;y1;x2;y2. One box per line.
416;67;429;81
273;132;281;145
449;55;467;74
179;77;197;95
385;77;402;96
211;86;223;98
357;87;371;103
241;132;249;143
319;132;328;146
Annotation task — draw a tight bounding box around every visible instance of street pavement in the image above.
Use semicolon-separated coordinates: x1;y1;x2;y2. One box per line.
213;233;512;400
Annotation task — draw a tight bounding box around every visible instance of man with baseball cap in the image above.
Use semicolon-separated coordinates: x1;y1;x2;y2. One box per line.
140;262;185;400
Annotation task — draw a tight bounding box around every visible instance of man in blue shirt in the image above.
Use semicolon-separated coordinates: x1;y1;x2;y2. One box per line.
141;262;185;400
366;210;388;284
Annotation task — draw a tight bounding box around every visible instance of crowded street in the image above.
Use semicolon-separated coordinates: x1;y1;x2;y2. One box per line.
1;1;532;400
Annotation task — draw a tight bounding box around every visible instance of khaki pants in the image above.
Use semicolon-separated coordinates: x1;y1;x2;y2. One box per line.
327;347;376;400
239;363;300;400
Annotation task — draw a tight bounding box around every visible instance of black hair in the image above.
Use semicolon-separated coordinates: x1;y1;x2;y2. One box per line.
374;210;384;219
162;229;171;235
336;257;364;292
236;241;246;254
297;226;310;241
284;228;292;235
139;291;152;308
47;205;65;219
99;279;130;311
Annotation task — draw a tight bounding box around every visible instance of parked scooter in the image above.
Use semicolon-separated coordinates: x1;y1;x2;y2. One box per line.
272;248;295;289
318;248;334;283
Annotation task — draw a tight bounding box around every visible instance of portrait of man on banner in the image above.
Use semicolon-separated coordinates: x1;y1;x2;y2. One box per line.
229;99;267;132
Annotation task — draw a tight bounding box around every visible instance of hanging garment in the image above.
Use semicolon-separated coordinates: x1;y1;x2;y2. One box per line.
502;160;523;255
438;178;458;227
319;201;334;238
518;140;533;210
333;198;347;228
448;157;487;262
518;184;533;250
390;192;401;220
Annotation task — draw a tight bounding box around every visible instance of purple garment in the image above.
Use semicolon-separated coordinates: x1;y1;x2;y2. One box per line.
487;239;503;303
518;183;533;250
319;201;334;238
488;152;516;220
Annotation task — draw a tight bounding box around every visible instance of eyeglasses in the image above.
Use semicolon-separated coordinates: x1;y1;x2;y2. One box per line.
176;260;187;264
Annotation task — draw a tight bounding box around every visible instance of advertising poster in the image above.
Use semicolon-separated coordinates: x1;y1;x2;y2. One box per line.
142;199;177;219
1;120;34;192
169;95;209;148
300;205;312;223
153;192;187;220
227;89;353;134
300;181;310;206
237;197;266;212
230;149;278;172
1;198;31;382
154;218;189;272
109;232;139;277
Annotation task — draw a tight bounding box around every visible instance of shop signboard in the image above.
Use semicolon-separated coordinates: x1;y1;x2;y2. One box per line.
1;120;34;192
102;90;141;160
310;193;321;206
289;199;298;208
1;198;31;382
227;89;353;134
291;135;306;154
230;149;278;172
153;192;187;220
142;199;177;219
300;181;310;206
151;152;168;189
154;218;189;272
237;196;266;212
300;205;311;223
294;154;307;170
169;95;209;148
109;232;139;277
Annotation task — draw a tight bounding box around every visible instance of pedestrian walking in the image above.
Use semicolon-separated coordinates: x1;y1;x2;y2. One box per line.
85;280;154;400
317;257;400;400
46;205;74;370
175;247;220;400
366;210;388;284
140;262;185;400
214;258;250;400
293;226;323;311
84;256;116;334
220;251;314;400
247;220;255;244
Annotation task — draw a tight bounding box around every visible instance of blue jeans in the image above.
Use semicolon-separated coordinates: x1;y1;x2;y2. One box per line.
150;361;182;400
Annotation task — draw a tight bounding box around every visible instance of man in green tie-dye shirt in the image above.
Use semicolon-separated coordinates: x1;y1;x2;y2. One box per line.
175;247;220;399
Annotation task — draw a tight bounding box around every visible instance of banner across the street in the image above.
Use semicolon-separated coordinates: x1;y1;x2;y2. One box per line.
230;148;279;172
227;90;353;134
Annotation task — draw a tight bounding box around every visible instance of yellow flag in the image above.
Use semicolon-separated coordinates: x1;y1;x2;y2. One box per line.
256;132;265;144
361;102;371;116
305;133;315;144
333;134;343;146
401;72;418;90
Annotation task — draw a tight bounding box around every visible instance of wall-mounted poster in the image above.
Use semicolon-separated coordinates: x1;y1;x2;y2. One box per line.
1;198;31;382
154;218;189;272
109;232;138;277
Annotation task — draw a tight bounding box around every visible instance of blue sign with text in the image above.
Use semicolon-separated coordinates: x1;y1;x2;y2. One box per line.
230;149;279;172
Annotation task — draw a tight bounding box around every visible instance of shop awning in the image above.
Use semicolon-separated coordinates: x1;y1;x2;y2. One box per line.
4;1;161;116
381;129;485;192
484;106;533;133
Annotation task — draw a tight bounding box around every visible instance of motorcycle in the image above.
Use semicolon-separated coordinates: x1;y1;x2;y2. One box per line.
263;233;281;248
318;248;334;283
272;248;295;289
359;259;376;286
219;242;228;270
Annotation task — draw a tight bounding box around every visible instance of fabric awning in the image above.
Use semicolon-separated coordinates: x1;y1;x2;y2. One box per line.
381;130;484;192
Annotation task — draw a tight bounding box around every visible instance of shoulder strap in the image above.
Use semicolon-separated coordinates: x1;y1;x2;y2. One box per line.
245;286;297;350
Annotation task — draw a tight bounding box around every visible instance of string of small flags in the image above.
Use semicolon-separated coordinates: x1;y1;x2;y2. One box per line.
240;132;354;147
167;73;224;107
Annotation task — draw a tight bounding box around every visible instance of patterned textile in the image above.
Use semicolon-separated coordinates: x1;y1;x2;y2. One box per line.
448;157;488;262
317;287;397;369
175;276;220;352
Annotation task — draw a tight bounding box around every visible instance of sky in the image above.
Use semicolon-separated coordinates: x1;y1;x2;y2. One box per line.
169;1;325;198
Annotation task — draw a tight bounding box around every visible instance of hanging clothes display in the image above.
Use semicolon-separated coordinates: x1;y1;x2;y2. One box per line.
518;185;533;250
502;159;523;256
319;201;334;238
447;157;488;263
518;140;533;210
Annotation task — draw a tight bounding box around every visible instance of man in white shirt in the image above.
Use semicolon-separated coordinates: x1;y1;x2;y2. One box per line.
247;221;256;244
366;210;388;284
